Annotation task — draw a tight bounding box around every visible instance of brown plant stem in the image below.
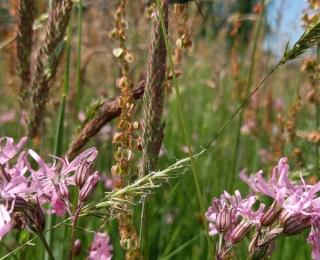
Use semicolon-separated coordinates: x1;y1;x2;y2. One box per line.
64;81;145;161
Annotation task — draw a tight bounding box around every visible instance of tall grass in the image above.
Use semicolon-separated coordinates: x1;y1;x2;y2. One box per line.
0;0;319;259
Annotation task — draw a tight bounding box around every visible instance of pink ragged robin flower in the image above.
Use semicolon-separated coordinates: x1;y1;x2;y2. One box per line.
88;232;113;260
25;147;98;216
0;137;27;166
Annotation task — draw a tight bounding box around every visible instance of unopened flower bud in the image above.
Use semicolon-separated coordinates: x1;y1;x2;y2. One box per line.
261;201;282;227
55;182;70;201
248;243;268;260
216;205;232;233
24;199;46;233
73;239;82;256
79;172;99;202
74;160;94;189
279;209;293;225
282;213;311;236
5;196;29;212
230;220;252;244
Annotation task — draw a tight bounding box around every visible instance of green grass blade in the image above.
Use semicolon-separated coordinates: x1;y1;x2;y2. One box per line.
155;0;214;257
75;0;83;124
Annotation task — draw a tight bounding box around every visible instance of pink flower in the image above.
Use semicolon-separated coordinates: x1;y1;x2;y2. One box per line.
89;232;113;260
0;205;11;239
238;168;258;193
0;151;33;240
224;190;265;225
253;157;296;207
307;216;320;260
51;193;66;217
206;198;236;239
283;176;320;215
25;147;98;215
240;120;255;133
101;173;115;190
0;137;27;165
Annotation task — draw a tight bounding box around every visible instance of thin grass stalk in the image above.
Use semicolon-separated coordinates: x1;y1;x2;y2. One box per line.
75;0;83;124
54;13;73;157
27;0;75;138
228;0;265;191
161;231;205;260
155;0;214;258
16;0;35;104
204;17;320;155
140;2;168;257
46;8;73;260
316;44;320;179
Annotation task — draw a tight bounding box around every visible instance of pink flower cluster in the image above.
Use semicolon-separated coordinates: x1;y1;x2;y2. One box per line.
207;157;320;260
0;136;100;240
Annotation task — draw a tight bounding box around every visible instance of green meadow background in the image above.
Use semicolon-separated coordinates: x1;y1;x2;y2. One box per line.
0;0;316;259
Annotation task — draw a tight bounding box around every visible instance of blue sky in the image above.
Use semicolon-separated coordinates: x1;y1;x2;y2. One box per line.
266;0;309;56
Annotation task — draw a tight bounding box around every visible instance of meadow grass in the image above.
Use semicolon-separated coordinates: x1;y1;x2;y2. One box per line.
0;1;319;259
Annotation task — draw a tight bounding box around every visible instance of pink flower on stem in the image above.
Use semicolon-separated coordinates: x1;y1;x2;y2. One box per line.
88;232;113;260
101;173;115;190
206;204;219;236
307;216;320;260
0;137;27;165
253;158;296;207
25;147;98;216
0;205;11;240
224;190;265;225
0;151;33;240
283;175;320;215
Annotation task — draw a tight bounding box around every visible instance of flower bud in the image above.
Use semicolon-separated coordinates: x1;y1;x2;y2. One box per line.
260;201;282;227
279;208;292;225
55;181;70;201
248;244;268;260
74;160;94;189
78;172;99;202
5;196;29;212
282;213;311;236
230;220;252;244
216;205;232;233
24;199;46;233
73;239;82;256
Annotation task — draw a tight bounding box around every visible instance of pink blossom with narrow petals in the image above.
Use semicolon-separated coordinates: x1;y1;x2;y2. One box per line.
253;157;296;207
25;147;98;215
224;190;265;225
307;216;320;260
89;232;113;260
0;205;11;239
51;193;66;217
0;137;27;165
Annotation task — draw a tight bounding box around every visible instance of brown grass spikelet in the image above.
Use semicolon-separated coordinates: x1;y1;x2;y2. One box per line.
16;0;35;104
27;0;75;138
141;0;168;176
